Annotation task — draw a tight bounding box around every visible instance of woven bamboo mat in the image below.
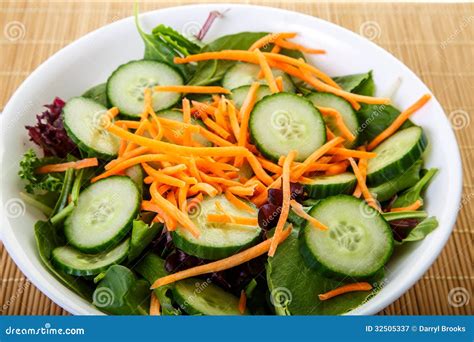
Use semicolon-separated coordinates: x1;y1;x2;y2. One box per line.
1;0;473;316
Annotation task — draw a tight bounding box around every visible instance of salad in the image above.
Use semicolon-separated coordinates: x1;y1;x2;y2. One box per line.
17;9;439;316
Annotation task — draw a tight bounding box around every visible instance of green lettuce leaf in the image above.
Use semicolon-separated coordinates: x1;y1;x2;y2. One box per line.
395;216;439;245
333;71;375;96
128;220;162;262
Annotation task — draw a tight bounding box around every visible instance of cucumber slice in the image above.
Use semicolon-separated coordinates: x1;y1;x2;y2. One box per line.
230;85;272;109
173;278;247;315
171;195;261;260
222;62;295;92
306;92;359;146
249;93;326;162
299;195;393;279
52;238;130;276
367;126;427;186
62;97;120;157
157;109;211;147
64;176;140;253
302;172;357;199
107;60;183;117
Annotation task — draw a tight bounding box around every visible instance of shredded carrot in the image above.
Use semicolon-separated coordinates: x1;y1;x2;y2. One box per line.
149;292;161;315
154;85;230;94
151;226;292;288
248;32;297;51
239;290;247;314
256;157;283;174
348;158;380;211
255;48;279;93
160;164;187;175
318;282;373;301
150;182;200;237
275;38;326;54
368;94;432;150
269;150;297;257
290;200;328;231
325;161;349;175
275;76;284;92
326;148;377;159
227;185;256;197
207;214;258;226
353;146;367;198
317;106;356;142
178;184;189;212
189;183;219;197
235;82;260;167
224;191;256;214
326;126;336;140
36;158;98;174
226;100;241;140
203;117;231;139
390;199;423;212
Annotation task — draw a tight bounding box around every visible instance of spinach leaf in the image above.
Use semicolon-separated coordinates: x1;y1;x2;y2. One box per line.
152;24;201;55
187;32;268;86
93;265;150;315
333;71;375;96
135;253;181;315
134;8;190;76
266;231;376;315
395;217;439;244
392;168;438;208
369;159;422;202
356;104;413;144
382;210;428;222
82;83;108;107
34;221;93;300
128;220;162;262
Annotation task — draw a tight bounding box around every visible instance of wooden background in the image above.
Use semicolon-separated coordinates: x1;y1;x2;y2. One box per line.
1;0;473;315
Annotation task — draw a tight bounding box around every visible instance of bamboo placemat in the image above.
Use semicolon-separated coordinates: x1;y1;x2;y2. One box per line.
1;0;473;316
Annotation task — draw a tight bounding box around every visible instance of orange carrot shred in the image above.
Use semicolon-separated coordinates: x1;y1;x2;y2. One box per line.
239;290;247;314
348;158;380;211
255;48;279;93
290;200;328;231
150;293;161;315
151;226;292;288
390;199;423;212
224;191;256;214
275;38;326;54
368;94;432;151
248;32;297;51
154;85;230;94
318;282;373;301
36;158;98;174
206;214;258;226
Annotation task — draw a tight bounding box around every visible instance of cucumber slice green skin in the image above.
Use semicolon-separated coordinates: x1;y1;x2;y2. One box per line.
62;97;121;158
222;62;295;92
52;238;130;276
172;195;261;260
306;92;360;147
230;85;272;109
106;60;183;118
173;278;248;315
367;127;427;186
64;176;140;253
302;172;357;199
299;195;394;280
249;93;326;162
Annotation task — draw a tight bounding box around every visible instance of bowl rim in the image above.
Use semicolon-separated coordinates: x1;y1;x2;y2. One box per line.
0;3;463;316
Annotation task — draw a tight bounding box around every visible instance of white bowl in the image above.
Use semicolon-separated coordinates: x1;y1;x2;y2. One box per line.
0;4;462;315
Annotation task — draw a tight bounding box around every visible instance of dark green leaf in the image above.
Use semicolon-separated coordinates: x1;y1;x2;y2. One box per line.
34;221;93;300
369;159;422;202
266;231;377;315
93;265;150;315
356;104;413;144
135;8;190;76
395;217;439;244
333;71;375;96
82;83;108;107
392;168;438;208
128;220;162;262
135;253;181;315
382;210;428;222
152;24;201;55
